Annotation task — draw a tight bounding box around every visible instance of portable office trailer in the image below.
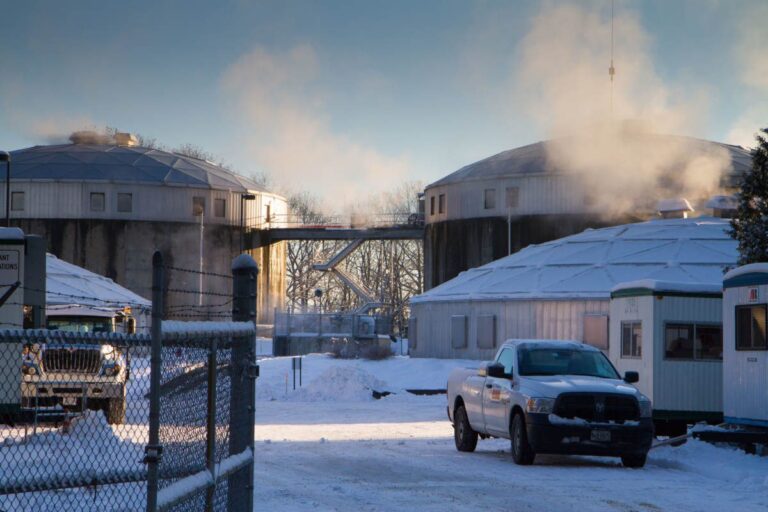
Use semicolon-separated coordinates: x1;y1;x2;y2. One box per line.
722;264;768;429
609;280;724;435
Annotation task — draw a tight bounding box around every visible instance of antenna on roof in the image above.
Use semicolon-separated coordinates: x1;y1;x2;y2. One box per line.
608;0;616;117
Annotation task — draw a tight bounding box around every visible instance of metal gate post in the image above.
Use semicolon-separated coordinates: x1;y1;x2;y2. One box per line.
146;251;164;512
229;254;258;512
205;337;218;511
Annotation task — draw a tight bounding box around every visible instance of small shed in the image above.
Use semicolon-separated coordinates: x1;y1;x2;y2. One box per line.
608;280;724;432
722;264;768;428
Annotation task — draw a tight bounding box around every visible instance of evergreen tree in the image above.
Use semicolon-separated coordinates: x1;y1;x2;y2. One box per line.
730;127;768;265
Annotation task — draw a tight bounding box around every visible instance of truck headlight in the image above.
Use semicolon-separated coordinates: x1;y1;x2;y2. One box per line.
638;399;652;418
526;397;555;414
101;345;116;359
22;365;37;376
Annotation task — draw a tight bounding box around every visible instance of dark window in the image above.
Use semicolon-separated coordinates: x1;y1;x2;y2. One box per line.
430;196;435;216
484;189;496;210
192;196;205;216
736;305;768;350
621;321;642;358
214;198;226;218
117;193;132;213
496;348;514;376
438;194;445;214
505;187;519;208
696;325;723;360
90;192;105;212
10;192;24;211
665;324;694;359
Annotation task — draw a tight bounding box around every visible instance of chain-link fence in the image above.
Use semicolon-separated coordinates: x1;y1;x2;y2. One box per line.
0;252;258;512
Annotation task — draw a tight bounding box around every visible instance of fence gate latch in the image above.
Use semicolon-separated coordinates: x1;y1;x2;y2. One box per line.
246;363;260;380
143;444;163;464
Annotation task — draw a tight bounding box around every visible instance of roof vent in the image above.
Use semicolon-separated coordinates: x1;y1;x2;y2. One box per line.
114;132;139;147
657;198;694;219
69;130;113;145
705;195;737;219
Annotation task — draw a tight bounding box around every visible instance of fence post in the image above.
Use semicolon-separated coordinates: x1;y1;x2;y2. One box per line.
229;254;258;512
146;251;164;512
205;337;217;511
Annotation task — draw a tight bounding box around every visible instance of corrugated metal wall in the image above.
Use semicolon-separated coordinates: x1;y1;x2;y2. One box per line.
5;181;287;227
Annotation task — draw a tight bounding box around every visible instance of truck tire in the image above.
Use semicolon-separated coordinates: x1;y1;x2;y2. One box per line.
106;398;126;425
621;453;647;468
454;404;478;452
510;413;535;465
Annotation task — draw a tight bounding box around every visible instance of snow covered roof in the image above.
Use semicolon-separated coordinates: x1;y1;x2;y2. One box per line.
10;143;266;192
0;228;25;240
427;136;751;188
723;263;768;289
46;254;151;310
411;217;737;304
611;280;723;296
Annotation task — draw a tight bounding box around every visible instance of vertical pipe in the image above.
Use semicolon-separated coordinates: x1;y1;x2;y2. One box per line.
205;337;217;511
199;213;204;307
5;160;10;227
146;251;164;512
229;254;258;512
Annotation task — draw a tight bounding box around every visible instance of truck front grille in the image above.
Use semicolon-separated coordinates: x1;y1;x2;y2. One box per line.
42;349;102;374
555;393;639;423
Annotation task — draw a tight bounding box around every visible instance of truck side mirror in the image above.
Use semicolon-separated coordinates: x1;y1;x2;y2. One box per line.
487;362;507;379
624;371;639;384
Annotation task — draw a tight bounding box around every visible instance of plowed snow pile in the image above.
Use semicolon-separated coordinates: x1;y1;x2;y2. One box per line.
288;366;386;402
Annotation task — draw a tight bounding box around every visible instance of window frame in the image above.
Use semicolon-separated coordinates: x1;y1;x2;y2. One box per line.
735;304;768;351
620;320;642;359
214;198;226;218
116;192;133;213
438;194;445;214
10;191;24;211
430;196;435;216
483;188;496;210
90;192;105;212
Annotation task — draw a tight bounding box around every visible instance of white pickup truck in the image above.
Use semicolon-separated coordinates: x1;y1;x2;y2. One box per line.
447;340;653;468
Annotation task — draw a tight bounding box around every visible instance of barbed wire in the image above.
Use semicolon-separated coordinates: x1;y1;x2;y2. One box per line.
160;264;233;280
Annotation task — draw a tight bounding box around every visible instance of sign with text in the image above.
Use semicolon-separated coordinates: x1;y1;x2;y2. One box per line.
0;250;20;286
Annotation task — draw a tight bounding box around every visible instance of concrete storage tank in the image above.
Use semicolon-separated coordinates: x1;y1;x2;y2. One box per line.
423;136;752;290
7;132;287;323
409;216;737;360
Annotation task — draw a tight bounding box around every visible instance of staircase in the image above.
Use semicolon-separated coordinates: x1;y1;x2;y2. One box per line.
312;240;384;313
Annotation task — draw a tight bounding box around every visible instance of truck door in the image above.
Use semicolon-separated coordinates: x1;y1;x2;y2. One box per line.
482;348;515;436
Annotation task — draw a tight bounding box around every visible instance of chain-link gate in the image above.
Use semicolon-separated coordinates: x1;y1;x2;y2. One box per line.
0;252;258;512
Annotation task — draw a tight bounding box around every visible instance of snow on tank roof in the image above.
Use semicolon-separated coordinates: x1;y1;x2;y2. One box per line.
0;227;25;240
427;135;751;188
411;217;736;304
611;280;722;295
722;263;768;289
10;143;267;193
46;254;151;309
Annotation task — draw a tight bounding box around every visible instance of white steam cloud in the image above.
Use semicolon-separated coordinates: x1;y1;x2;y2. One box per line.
513;3;733;216
221;45;409;202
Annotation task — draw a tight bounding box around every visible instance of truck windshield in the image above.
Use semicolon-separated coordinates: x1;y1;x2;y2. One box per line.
518;348;620;379
47;316;113;333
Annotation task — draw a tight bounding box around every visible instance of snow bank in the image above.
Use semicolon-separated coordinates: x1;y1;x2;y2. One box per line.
289;366;387;402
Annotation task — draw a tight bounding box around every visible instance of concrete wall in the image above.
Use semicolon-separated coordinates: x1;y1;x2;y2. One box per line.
13;219;285;324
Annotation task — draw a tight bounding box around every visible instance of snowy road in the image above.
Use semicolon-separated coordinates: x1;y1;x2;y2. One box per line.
254;356;768;512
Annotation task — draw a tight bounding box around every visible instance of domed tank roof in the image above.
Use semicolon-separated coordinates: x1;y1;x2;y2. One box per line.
411;216;736;303
10;142;266;192
428;135;752;188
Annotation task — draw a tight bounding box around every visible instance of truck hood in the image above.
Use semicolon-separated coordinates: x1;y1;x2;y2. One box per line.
520;375;643;399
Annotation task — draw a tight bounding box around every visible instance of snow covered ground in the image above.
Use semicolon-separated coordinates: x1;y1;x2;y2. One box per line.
254;354;768;512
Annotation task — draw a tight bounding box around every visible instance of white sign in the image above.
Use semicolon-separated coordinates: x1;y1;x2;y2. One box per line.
748;287;759;303
0;250;20;286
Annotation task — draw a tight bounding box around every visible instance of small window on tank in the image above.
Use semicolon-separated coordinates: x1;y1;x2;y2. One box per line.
430;196;435;216
11;191;24;211
484;189;496;210
214;198;226;218
90;192;105;212
438;194;445;214
117;193;132;213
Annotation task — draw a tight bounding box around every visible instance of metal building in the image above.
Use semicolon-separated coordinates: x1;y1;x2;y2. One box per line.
7;132;287;322
423;136;752;290
409;216;737;360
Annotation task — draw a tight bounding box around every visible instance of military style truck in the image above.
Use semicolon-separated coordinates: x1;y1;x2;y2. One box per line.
447;340;654;467
20;306;134;425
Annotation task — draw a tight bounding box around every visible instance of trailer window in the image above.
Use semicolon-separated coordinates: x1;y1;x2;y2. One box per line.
665;324;694;359
736;304;768;350
695;325;723;360
621;321;642;358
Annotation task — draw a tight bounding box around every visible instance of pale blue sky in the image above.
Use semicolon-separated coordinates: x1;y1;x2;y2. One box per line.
1;1;766;198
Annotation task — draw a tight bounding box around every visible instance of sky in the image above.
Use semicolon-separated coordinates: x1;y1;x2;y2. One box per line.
0;0;766;201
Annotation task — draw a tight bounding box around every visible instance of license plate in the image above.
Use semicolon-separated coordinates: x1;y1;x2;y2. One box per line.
62;396;77;406
590;430;611;442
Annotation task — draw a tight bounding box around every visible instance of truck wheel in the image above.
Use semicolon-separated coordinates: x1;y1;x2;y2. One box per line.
106;398;126;425
454;404;478;452
510;413;535;465
621;453;647;468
